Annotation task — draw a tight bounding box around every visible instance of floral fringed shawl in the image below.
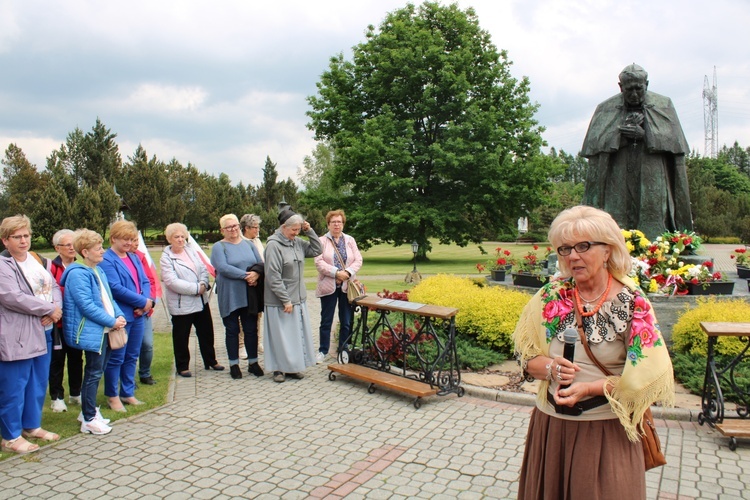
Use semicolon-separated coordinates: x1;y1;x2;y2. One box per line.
513;275;675;442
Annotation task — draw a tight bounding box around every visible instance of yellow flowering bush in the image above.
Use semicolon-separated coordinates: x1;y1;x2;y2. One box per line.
409;274;531;355
672;297;750;357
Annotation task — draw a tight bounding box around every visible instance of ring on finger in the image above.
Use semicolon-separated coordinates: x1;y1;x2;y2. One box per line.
557;365;562;373
557;373;563;381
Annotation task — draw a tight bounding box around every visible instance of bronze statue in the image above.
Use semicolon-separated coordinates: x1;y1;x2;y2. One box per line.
581;64;692;239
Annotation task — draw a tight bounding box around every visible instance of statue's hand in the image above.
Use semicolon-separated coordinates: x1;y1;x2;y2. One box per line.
619;124;645;140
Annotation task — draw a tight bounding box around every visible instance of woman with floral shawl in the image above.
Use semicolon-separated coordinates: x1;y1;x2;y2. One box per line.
513;206;674;500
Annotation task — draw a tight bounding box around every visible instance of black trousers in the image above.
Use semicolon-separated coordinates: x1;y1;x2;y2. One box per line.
49;330;83;399
171;304;218;372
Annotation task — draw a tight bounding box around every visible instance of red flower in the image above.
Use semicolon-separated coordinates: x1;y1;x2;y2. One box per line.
731;255;736;260
712;272;723;280
503;250;511;256
476;263;485;272
496;258;506;266
671;237;679;243
703;261;713;268
736;248;747;254
691;278;699;285
533;245;539;250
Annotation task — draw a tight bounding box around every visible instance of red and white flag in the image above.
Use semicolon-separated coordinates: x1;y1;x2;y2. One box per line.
188;233;216;277
136;231;163;299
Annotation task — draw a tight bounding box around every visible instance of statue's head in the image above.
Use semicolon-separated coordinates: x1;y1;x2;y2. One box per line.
618;64;648;107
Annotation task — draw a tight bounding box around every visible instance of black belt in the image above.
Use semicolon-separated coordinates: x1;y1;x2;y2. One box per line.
546;391;609;416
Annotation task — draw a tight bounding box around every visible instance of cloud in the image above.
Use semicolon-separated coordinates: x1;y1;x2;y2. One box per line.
117;84;208;113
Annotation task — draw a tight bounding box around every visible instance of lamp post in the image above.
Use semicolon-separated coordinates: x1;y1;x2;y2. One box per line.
405;240;422;284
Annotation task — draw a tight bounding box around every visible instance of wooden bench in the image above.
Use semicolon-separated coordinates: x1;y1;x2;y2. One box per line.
328;363;438;409
698;322;750;450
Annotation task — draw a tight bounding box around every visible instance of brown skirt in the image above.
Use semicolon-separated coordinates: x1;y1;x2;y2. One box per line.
517;408;645;500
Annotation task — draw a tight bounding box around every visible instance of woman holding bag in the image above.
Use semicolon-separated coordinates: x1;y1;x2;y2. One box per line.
60;229;126;435
314;210;362;364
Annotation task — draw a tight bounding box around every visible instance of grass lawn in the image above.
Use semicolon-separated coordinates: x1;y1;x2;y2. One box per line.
0;331;173;461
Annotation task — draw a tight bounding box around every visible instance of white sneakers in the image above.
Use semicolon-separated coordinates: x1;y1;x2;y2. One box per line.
81;419;112;435
315;352;327;365
50;399;67;412
69;395;82;405
77;407;111;425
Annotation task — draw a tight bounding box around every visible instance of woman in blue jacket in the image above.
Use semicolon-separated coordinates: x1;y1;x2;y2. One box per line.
61;229;126;435
98;221;153;412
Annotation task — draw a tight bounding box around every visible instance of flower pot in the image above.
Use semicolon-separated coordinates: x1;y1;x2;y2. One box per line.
490;269;506;281
512;273;549;288
737;266;750;279
686;281;735;295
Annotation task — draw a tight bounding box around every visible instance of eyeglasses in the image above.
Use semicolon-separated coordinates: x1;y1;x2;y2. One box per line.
56;243;74;248
222;224;240;231
8;234;31;241
556;241;607;256
248;226;260;229
329;221;343;225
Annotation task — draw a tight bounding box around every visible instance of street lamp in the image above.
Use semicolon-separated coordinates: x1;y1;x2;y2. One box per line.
405;240;422;284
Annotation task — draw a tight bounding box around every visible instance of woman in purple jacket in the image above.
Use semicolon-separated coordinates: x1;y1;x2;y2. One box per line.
0;215;63;455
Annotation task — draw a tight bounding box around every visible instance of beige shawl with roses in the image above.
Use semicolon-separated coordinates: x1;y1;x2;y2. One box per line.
513;275;674;442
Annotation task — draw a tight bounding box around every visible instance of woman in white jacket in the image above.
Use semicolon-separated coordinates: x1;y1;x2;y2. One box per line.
313;210;363;364
160;223;223;377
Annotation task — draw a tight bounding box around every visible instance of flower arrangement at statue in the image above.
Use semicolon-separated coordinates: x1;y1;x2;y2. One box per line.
621;229;650;256
731;247;750;267
656;230;702;256
685;261;726;287
476;246;515;273
513;245;545;277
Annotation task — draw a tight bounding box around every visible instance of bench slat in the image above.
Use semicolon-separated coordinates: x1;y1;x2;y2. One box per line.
716;421;750;438
328;363;438;397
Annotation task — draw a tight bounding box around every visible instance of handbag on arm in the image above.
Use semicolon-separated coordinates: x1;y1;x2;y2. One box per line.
331;241;365;303
573;298;667;471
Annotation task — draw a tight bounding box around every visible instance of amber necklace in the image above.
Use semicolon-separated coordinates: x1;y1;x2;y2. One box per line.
574;274;612;317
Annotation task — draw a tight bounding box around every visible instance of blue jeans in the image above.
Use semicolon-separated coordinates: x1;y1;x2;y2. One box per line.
0;328;52;440
81;340;111;422
105;317;144;398
319;288;352;354
222;308;258;364
138;315;154;379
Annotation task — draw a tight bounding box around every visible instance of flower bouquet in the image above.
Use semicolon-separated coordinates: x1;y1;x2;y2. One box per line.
657;230;702;256
476;247;515;281
684;261;733;295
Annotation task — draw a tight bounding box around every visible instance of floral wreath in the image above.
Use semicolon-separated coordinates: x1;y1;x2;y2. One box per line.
538;278;663;367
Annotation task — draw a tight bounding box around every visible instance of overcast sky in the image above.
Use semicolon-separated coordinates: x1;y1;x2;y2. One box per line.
1;0;749;187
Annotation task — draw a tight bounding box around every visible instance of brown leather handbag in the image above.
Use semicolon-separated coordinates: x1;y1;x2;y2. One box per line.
573;299;667;471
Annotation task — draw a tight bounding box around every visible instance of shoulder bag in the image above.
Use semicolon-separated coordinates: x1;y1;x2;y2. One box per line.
109;327;128;350
331;240;365;303
573;298;666;471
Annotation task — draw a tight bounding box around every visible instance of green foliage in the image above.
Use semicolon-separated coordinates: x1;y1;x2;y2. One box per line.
409;274;531;355
404;331;505;371
703;236;742;244
672;352;750;404
306;2;551;256
671;297;750;357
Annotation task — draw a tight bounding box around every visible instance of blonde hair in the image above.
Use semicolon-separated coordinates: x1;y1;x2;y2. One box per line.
219;214;239;229
73;229;103;256
109;220;138;243
547;205;631;279
0;214;32;240
165;222;189;243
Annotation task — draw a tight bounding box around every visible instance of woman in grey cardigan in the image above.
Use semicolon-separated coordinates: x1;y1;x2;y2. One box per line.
263;208;322;383
161;223;223;377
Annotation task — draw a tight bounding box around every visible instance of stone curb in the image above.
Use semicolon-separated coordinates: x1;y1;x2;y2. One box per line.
461;382;698;422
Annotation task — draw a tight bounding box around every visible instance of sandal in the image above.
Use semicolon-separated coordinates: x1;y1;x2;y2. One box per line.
1;437;40;455
22;428;60;441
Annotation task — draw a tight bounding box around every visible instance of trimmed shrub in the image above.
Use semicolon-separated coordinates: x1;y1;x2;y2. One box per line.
409;274;531;356
671;296;750;357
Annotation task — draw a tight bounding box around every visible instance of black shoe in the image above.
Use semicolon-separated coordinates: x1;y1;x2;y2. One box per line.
286;372;304;380
205;363;225;371
140;376;157;385
230;365;242;379
177;370;192;378
248;362;264;377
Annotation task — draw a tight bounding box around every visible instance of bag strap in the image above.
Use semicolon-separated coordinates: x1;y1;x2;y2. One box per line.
573;295;614;377
330;238;347;274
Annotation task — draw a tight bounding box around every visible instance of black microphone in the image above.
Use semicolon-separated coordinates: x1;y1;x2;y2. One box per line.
559;327;579;415
562;327;578;375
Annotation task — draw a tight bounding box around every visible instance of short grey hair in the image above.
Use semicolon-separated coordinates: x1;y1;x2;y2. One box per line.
164;222;189;243
52;229;75;246
284;214;304;227
240;214;261;233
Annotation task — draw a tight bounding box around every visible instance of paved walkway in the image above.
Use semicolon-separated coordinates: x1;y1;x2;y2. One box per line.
2;248;750;498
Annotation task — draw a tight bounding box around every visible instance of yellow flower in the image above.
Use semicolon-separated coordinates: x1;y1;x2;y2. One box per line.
639;238;650;248
622;230;632;239
649;279;659;293
626;242;635;253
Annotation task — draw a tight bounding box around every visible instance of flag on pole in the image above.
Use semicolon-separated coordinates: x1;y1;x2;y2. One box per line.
189;233;216;277
136;231;163;299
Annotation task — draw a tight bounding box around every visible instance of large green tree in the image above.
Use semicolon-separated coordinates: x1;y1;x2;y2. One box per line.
1;144;44;217
307;2;549;254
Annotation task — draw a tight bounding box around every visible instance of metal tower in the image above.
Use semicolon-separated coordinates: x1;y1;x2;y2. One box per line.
703;67;718;158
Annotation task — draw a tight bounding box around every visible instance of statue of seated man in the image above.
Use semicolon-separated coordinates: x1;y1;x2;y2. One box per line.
581;64;692;239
